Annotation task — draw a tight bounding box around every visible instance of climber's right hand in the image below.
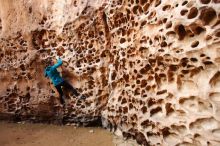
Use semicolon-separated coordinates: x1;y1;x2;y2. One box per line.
56;56;60;60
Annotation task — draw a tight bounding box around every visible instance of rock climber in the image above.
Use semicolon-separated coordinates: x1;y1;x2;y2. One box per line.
44;57;86;105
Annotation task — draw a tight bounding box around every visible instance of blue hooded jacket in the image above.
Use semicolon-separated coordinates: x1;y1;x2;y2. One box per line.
44;59;64;86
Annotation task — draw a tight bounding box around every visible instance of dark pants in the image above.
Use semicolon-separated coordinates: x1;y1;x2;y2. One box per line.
55;80;79;104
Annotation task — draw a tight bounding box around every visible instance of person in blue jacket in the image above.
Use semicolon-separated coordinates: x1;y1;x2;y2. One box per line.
44;58;86;105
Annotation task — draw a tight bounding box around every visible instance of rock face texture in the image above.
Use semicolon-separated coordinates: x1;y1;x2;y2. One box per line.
1;0;220;145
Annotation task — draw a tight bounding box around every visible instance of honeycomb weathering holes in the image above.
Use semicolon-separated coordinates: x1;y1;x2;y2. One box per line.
0;0;220;145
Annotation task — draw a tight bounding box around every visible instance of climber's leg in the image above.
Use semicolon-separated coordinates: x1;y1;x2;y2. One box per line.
55;84;65;104
62;80;80;97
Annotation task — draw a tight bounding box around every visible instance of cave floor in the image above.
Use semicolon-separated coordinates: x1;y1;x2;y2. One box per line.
0;121;114;146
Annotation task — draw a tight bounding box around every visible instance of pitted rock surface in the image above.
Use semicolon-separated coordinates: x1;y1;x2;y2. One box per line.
1;0;220;145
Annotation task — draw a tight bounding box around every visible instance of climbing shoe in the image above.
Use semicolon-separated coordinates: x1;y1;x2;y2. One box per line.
80;95;87;100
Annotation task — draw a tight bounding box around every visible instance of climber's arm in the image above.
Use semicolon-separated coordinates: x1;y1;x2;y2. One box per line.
52;58;63;69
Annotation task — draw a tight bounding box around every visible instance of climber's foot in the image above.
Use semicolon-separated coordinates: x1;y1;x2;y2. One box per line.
79;95;87;100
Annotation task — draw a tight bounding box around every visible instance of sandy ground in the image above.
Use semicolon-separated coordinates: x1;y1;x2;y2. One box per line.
0;121;114;146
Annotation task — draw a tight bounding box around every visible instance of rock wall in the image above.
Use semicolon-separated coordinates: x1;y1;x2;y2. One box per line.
1;0;220;145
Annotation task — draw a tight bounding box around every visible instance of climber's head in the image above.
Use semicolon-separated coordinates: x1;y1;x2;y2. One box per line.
44;58;54;68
